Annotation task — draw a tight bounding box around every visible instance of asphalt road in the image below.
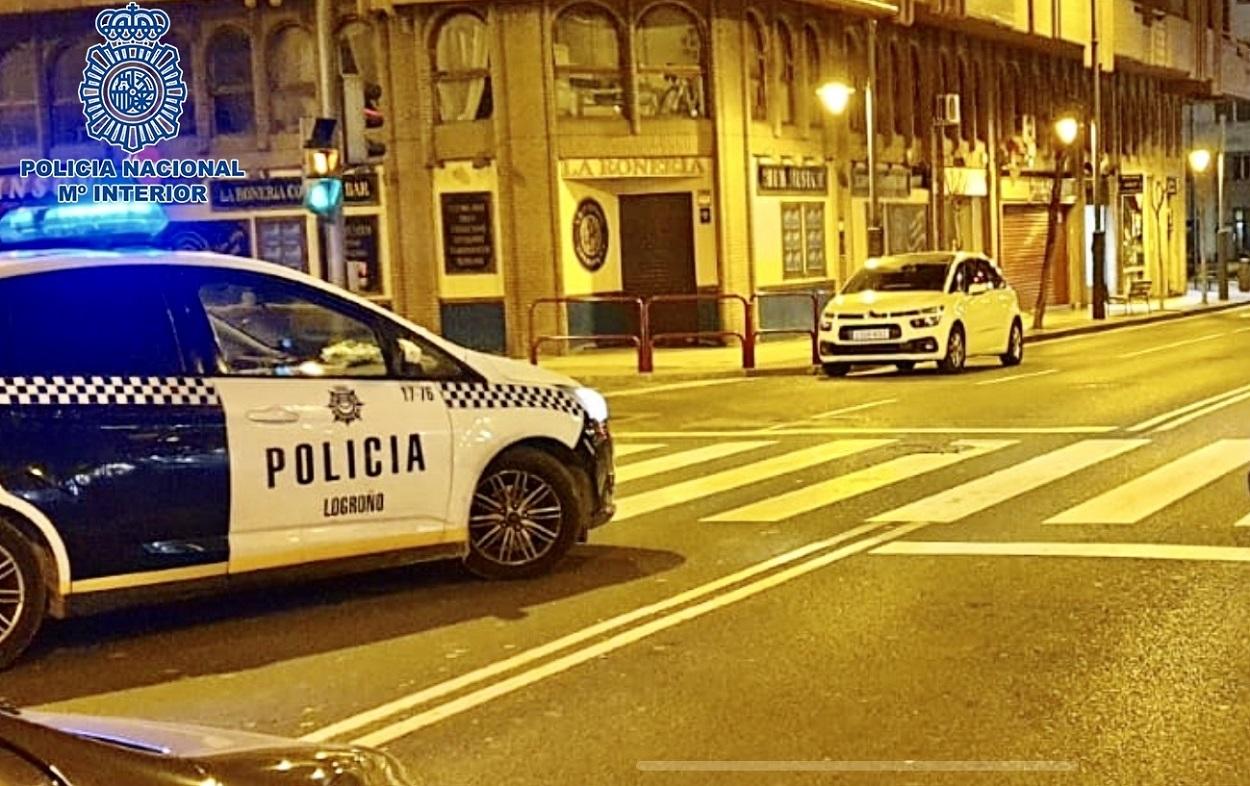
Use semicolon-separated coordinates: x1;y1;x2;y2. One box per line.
8;305;1250;786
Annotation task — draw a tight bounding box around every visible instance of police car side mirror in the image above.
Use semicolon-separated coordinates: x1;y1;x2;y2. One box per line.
397;338;424;371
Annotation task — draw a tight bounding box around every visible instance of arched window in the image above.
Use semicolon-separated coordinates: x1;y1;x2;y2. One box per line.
891;41;907;137
637;4;706;118
957;57;972;143
267;25;317;135
910;46;924;140
553;4;624;118
432;12;492;122
208;27;255;135
162;32;196;137
747;13;767;121
51;41;90;146
804;26;821;129
0;42;37;148
777;23;795;125
845;30;865;133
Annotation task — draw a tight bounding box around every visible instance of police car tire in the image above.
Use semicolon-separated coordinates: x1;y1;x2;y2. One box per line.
0;519;46;671
464;447;583;580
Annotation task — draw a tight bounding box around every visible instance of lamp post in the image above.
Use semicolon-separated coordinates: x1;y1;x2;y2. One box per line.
817;23;882;257
1190;147;1212;304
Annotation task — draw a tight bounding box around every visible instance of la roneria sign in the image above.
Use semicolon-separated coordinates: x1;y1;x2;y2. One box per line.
560;157;711;180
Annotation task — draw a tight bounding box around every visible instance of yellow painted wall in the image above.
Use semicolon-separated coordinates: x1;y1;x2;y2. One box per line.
750;168;836;289
433;161;506;300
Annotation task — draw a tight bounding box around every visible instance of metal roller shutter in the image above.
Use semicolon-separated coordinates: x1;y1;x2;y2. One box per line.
999;206;1068;310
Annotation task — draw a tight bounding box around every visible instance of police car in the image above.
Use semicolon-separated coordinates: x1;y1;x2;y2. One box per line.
0;249;614;668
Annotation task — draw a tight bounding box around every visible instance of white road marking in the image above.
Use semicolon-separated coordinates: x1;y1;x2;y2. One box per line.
603;378;755;398
763;398;897;431
1116;332;1226;359
1152;391;1250;432
869;439;1149;523
613;443;666;459
1126;383;1250;432
1234;326;1250;334
1046;440;1250;524
302;523;887;744
614;440;894;521
1235;511;1250;528
348;522;928;747
873;540;1250;563
974;369;1058;386
615;426;1119;438
705;440;1016;523
615;441;773;484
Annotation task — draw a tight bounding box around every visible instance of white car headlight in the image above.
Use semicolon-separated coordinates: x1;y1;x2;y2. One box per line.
909;306;944;329
572;386;609;423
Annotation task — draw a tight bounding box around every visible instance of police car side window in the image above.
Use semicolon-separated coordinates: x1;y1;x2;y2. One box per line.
0;267;183;376
196;276;388;378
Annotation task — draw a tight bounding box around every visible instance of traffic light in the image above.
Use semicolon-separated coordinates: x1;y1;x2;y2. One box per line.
343;74;386;165
302;117;342;217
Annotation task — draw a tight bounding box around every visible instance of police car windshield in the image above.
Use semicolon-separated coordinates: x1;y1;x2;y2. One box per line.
842;263;949;293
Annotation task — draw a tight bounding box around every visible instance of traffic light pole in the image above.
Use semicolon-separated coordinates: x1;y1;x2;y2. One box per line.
1090;0;1106;320
316;0;347;288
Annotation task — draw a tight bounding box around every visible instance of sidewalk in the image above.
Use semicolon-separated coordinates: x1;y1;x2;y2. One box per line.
536;288;1250;385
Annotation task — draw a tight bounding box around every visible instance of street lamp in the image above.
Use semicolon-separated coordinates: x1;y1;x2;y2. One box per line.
816;81;854;116
1190;148;1213;303
1055;116;1079;147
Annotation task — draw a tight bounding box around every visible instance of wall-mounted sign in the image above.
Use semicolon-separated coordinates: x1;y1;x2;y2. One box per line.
440;191;495;274
560;157;710;180
757;164;828;195
1119;174;1144;194
850;163;912;199
572;198;609;272
1001;175;1077;204
210;172;379;211
344;214;381;294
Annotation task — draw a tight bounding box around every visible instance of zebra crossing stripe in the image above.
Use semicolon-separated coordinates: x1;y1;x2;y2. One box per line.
616;442;774;484
869;439;1149;524
1046;439;1250;525
614;440;895;522
613;443;667;459
704;440;1016;523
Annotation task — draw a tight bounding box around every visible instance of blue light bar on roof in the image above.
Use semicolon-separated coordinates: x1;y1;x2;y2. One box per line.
0;201;168;246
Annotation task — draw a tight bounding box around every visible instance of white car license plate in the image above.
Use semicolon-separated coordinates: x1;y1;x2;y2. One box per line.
852;328;891;341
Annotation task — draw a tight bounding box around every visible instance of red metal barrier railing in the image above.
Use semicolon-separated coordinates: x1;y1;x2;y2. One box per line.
645;293;754;370
750;291;822;366
528;295;651;373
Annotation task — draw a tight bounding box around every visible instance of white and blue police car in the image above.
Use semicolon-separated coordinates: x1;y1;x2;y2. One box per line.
0;249;614;668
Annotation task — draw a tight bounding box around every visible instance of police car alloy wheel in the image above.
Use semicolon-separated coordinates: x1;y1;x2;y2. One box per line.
465;447;583;580
0;519;47;670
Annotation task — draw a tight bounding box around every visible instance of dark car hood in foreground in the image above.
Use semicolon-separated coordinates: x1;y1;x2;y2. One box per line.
1;709;413;786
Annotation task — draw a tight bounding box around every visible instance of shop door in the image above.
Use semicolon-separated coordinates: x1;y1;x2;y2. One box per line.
1000;206;1069;311
620;193;698;340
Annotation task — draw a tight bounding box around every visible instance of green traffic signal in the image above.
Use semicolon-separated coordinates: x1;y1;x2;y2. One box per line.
304;178;343;216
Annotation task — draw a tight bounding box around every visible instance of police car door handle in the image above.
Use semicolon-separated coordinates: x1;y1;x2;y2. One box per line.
246;407;300;424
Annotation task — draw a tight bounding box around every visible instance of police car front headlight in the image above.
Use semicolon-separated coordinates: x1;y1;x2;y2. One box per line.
572;386;609;423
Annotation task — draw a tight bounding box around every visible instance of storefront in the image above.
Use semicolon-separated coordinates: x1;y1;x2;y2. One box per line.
999;174;1077;311
432;161;506;353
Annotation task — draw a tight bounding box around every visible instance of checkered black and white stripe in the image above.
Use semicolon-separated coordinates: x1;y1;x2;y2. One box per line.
0;376;220;407
438;382;582;417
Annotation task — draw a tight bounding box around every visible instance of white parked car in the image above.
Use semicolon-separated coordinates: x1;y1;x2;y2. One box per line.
818;251;1024;376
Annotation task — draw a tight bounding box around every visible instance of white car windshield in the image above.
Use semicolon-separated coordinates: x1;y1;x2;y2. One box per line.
842;263;949;293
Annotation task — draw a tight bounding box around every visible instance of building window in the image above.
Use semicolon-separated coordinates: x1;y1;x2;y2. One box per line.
0;42;37;148
777;23;796;125
165;33;196;136
781;202;825;278
805;26;821;129
1233;208;1247;257
636;5;706;118
845;30;865;133
433;12;492;122
51;41;90;146
891;42;907;137
208;27;255;136
255;216;308;272
911;46;924;140
1235;100;1250;123
747;13;767;121
553;4;624;118
267;26;317;136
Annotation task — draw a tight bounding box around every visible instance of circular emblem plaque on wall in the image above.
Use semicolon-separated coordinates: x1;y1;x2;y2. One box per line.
573;198;609;272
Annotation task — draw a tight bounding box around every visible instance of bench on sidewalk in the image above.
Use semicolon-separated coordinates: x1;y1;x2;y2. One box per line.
1106;279;1153;315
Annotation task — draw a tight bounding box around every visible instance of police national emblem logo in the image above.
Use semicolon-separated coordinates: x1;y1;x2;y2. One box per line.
79;2;186;154
328;386;364;425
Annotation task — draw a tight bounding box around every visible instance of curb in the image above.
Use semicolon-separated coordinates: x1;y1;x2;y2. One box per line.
557;300;1250;387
